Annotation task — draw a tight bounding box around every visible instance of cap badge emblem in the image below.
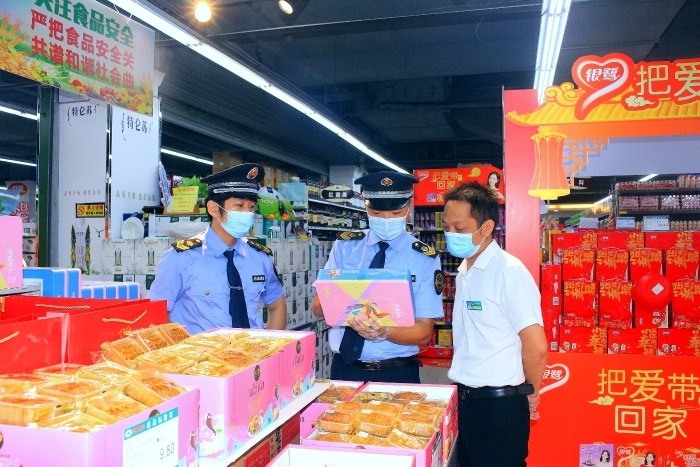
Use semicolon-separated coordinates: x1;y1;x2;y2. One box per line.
247;167;259;179
381;177;393;186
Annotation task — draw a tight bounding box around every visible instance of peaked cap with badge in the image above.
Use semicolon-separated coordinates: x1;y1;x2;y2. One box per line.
202;163;264;201
354;171;420;211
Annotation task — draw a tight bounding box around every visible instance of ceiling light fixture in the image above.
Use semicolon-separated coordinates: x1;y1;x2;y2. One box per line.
194;3;211;22
109;0;407;174
0;104;39;120
161;148;213;165
0;157;37;167
638;174;658;182
533;0;572;102
278;0;294;14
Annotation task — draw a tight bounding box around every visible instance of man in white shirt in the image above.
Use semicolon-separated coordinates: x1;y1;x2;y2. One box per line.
443;182;548;467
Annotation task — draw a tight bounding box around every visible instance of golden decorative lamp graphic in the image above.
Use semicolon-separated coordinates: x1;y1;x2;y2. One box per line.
528;126;571;200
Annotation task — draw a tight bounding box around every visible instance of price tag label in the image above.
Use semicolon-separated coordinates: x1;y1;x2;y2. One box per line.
643;216;670;232
123;408;179;467
616;217;636;229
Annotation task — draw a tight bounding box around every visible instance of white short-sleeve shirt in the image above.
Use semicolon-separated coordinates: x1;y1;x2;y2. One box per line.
448;241;543;387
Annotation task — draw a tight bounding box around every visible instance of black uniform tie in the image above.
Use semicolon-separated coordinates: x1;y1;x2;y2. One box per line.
223;249;250;328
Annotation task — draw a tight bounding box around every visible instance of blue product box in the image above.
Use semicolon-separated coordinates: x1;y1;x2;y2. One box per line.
23;268;82;298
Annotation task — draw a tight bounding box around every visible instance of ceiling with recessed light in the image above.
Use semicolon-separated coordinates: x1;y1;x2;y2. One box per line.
1;0;699;204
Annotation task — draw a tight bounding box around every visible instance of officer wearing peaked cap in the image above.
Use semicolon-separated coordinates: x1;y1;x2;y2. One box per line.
312;171;444;383
149;163;287;333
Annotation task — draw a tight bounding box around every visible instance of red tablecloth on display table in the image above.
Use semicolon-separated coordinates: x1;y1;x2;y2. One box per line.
530;353;700;467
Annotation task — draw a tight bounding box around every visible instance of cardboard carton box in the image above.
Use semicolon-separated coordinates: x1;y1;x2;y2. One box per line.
657;328;700;356
101;239;135;275
133;237;172;275
665;248;699;281
629;248;663;281
563;280;597;322
645;231;698;249
540;263;562;312
598;280;633;329
562;248;595;281
559;326;607;353
597;231;644;250
607;328;657;355
596;248;629;281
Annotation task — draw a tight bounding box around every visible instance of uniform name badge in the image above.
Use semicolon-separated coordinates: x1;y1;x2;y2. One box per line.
252;275;266;282
466;301;483;311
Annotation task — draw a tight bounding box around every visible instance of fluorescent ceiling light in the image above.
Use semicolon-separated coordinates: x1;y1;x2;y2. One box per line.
594;195;612;206
534;0;572;102
0;104;39;120
110;0;407;173
638;174;658;182
0;157;37;167
161;148;213;165
548;203;594;210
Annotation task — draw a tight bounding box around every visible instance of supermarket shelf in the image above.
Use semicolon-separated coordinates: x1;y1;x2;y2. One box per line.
617;188;700;195
618;210;700;216
0;284;40;296
201;382;330;467
307;198;366;212
308;226;355;232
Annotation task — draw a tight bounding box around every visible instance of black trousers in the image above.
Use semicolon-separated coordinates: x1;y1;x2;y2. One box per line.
457;393;530;467
329;353;420;383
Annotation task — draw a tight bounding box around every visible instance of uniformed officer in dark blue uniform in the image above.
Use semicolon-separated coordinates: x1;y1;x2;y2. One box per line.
312;171;444;383
149;163;286;333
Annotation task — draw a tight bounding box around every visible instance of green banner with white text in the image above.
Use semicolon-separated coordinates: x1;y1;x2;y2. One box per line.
1;0;155;115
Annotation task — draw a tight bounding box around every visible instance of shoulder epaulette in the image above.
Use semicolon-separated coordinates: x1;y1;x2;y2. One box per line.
337;231;366;241
172;238;203;252
412;240;438;258
247;239;273;256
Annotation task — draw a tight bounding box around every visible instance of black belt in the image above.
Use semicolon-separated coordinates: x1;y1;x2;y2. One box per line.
456;383;534;401
351;355;419;371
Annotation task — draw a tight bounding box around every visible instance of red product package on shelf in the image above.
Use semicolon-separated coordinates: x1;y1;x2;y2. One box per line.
597;231;645;250
551;232;597;263
562;248;596;281
657;328;700;356
559;326;606;354
635;307;669;329
563;280;597;315
665;248;699;281
607;328;657;355
540;264;562;312
595;248;629;281
629;248;663;281
672;280;700;329
645;231;698;249
598;280;633;329
542;309;561;352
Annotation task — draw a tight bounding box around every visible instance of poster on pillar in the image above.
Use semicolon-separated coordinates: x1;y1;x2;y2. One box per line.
110;98;161;239
0;0;155;115
57;99;108;277
413;166;505;206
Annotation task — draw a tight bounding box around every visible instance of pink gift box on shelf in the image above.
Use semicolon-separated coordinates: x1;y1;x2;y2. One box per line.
299;380;364;437
238;329;316;408
315;269;416;327
302;382;458;467
0;215;23;289
167;330;282;460
0;388;199;467
269;445;416;467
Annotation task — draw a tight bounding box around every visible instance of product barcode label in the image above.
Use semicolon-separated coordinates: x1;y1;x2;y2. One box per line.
552;297;560;306
550;342;558;351
358;431;369;438
361;409;372;414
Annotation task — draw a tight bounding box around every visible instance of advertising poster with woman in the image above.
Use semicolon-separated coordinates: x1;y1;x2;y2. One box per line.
413;165;506;206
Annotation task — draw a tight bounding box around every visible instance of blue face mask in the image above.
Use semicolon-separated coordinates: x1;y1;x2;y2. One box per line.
216;204;255;239
368;214;407;241
445;223;486;258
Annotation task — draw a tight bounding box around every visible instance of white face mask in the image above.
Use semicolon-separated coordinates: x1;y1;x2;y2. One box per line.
216;204;255;238
368;213;408;241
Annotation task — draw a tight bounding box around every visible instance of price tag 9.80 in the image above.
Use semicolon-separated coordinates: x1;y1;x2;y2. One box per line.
123;408;179;467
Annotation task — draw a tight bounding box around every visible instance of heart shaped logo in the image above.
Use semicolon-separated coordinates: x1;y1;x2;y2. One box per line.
416;171;429;181
572;53;634;120
539;363;570;395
